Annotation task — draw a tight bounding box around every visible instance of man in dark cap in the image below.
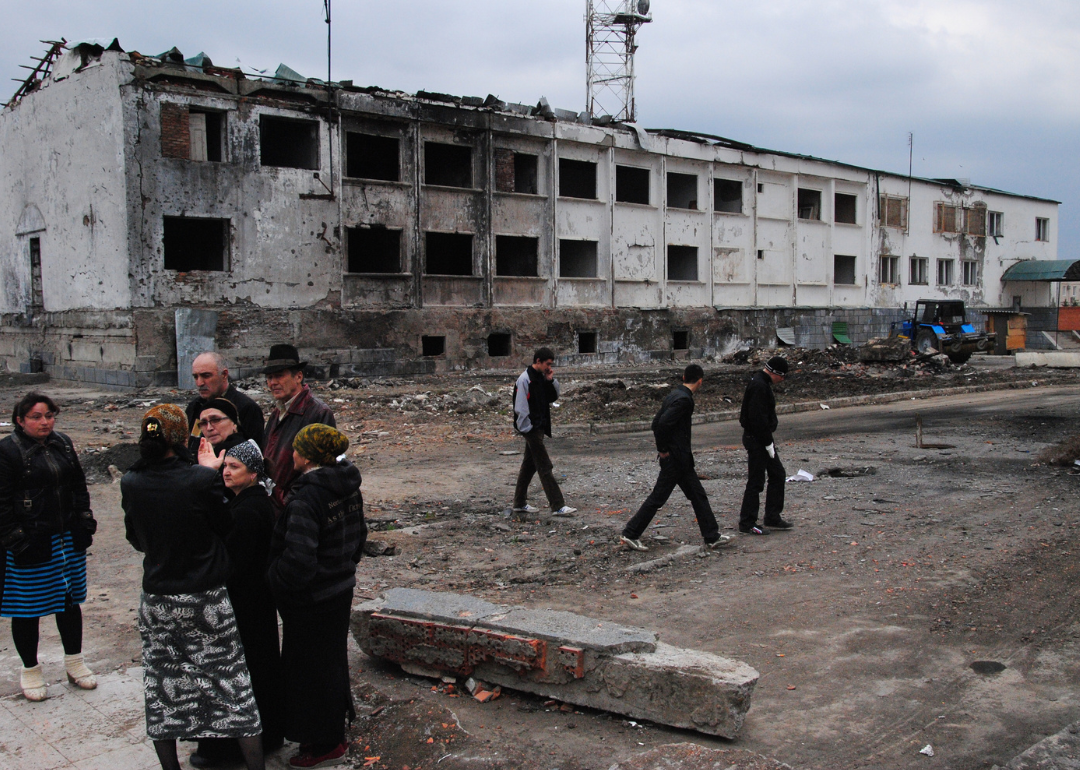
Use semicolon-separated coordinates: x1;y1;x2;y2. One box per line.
186;352;264;454
738;356;792;535
261;344;335;509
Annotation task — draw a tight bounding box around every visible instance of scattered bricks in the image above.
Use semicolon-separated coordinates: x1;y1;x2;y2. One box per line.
352;588;758;739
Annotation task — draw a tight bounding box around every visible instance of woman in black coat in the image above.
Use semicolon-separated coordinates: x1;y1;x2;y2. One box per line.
0;392;97;701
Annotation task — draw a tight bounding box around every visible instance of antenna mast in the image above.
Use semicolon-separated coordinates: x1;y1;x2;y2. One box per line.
585;0;652;123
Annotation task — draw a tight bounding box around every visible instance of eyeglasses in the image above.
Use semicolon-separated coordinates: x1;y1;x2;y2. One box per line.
197;416;230;429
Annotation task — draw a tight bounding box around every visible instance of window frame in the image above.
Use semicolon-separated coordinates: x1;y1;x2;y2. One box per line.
878;255;900;285
909;256;929;286
1036;217;1050;242
936;258;955;286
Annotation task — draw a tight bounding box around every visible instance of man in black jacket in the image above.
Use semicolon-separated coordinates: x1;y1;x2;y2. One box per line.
620;365;731;552
738;356;791;535
186;352;265;454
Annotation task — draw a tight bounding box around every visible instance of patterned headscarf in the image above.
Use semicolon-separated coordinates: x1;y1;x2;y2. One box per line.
225;439;267;480
141;403;188;448
293;423;349;466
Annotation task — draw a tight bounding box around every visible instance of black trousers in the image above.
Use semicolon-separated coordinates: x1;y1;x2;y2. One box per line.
739;435;786;528
623;454;720;543
513;430;565;510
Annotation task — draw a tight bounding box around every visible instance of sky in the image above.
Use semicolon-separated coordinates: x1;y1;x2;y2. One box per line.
2;0;1079;252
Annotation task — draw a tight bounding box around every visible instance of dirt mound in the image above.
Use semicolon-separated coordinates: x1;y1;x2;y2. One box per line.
1038;434;1080;466
80;442;141;484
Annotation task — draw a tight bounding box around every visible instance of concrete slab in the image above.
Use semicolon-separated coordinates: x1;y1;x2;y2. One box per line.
1015;351;1080;367
992;720;1080;769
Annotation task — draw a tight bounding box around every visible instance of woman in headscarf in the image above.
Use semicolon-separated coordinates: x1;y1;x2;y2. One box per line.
196;397;246;472
267;424;366;769
0;392;97;701
190;440;283;768
122;404;264;770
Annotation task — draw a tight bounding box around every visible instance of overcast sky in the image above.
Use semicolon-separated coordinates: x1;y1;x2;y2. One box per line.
3;0;1078;251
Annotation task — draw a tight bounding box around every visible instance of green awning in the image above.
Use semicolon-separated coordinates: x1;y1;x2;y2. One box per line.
1001;259;1080;282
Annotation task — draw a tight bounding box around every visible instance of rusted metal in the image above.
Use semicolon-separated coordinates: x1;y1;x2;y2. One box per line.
6;40;66;109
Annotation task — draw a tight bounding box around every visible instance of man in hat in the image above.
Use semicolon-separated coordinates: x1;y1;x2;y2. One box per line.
186;352;265;454
261;344;336;509
738;356;792;535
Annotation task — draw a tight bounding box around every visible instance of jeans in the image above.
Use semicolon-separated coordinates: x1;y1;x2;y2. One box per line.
739;434;786;528
623;454;720;543
513;430;566;510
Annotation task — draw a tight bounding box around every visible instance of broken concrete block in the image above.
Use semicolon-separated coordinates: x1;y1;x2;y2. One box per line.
351;588;758;739
858;335;910;362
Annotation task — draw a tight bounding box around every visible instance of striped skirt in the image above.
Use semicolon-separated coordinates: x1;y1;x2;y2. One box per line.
139;586;262;740
1;532;87;618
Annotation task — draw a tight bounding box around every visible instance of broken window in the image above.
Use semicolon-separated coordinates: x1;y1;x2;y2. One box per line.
578;331;598;354
667;173;698;210
673;330;689;350
425;232;473;275
559;159;597;199
714;179;742;214
189;111;223;162
346;227;401;273
425;142;473;188
616;165;650;204
934;203;960;234
834;193;857;225
962;261;978;286
260;115;319;169
495;235;539;277
1036;217;1050;242
29;237;42;311
878;195;908;229
833;255;857;285
966;206;987;237
346;132;399;181
797;188;822;220
161;105;223;161
163;217;228;271
878;255;899;285
937;258;954;285
487;333;512;357
495;150;538;194
667;245;698;281
422;336;446;356
910;257;929;285
559;240;598;278
988;211;1004;237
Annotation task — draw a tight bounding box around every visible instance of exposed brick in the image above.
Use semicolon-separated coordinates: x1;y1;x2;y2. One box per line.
160;103;190;159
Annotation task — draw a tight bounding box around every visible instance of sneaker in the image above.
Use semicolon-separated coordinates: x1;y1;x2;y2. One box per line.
739;525;769;536
704;535;734;549
620;535;649;552
553;506;577;515
512;503;540;514
764;518;793;530
289;743;348;769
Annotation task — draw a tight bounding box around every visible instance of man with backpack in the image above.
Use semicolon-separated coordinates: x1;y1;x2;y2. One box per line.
512;348;576;516
620;365;731;552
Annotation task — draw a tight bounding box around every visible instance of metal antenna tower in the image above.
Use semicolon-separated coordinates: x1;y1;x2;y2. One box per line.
585;0;652;122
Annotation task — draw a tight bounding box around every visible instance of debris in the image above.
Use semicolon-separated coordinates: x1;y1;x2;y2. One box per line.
786;469;815;483
859;335;911;362
915;415;956;450
107;465;123;483
820;466;877;478
820;404;830;410
920;744;934;757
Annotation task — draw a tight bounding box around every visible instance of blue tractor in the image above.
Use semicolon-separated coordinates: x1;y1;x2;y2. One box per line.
901;299;995;364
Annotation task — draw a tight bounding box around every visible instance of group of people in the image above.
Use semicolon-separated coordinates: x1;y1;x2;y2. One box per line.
0;343;365;770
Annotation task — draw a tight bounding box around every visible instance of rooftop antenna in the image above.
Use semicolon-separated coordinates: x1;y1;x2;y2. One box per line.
585;0;652;122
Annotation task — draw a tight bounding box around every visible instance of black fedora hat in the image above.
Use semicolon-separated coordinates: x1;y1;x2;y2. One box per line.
262;344;307;375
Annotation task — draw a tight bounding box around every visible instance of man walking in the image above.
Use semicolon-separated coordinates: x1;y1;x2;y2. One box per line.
620;364;731;552
261;344;336;509
738;356;792;535
512;348;576;515
187;352;265;453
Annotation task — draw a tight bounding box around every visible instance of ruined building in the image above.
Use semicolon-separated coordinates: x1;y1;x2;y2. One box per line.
0;42;1061;386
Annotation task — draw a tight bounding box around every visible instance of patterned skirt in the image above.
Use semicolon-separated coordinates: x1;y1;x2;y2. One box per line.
1;532;87;618
138;586;263;740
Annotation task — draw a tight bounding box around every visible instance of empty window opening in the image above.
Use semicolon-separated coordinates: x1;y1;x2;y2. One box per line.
495;150;538;194
673;330;689;350
487;333;512;357
346;132;399;181
189;111;223;162
346;227;401;274
667;245;698;281
667;173;698;210
422;336;445;357
425;232;473;276
757;183;765;193
962;261;978;286
879;195;908;229
559;240;598;278
988;211;1004;237
578;331;598;354
1036;217;1050;242
616;165;650;204
260;116;319;169
798;188;822;220
163;217;228;271
834;193;857;224
714;179;742;213
757;249;764;260
559;159;597;199
878;255;899;284
937;258;954;285
29;237;42;310
425;142;473;188
910;257;929;285
833;254;857;285
495;235;539;277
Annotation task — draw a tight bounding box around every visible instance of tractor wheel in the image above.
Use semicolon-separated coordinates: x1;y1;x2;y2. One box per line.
915;329;938;355
948;351;972;364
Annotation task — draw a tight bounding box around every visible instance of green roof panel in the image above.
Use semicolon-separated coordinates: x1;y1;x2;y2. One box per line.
1001;260;1080;282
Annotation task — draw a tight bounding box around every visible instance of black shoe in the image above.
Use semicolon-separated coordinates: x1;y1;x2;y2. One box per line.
739;525;769;535
189;754;231;769
764;518;793;530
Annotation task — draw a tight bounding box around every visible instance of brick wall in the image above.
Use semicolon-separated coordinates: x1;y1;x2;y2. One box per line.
494;148;515;193
160;103;190;159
